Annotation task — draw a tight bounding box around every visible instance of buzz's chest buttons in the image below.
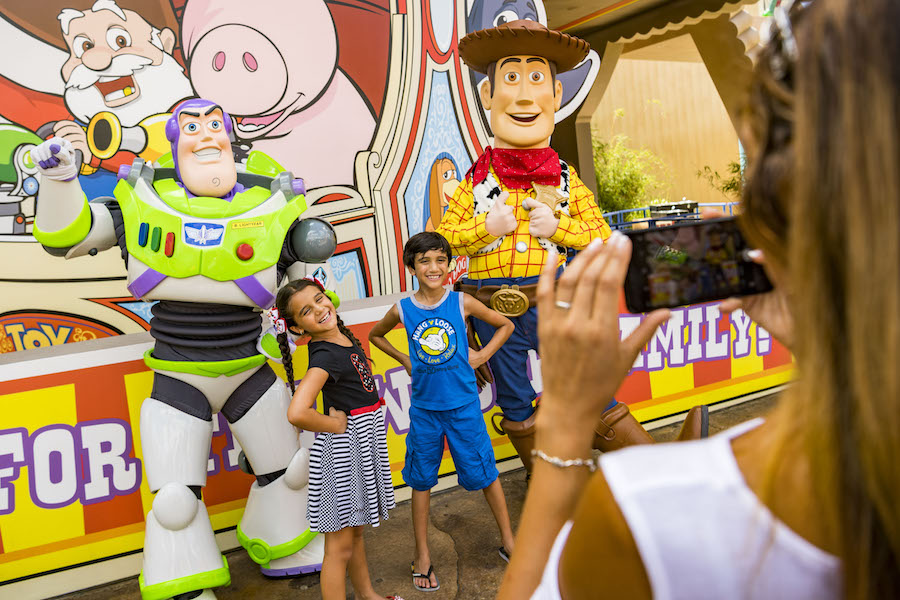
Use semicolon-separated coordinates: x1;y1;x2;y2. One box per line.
236;243;254;261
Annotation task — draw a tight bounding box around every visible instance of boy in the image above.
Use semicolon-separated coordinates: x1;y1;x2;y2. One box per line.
369;231;515;592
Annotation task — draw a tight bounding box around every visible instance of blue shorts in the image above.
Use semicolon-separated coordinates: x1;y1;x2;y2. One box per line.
402;400;499;492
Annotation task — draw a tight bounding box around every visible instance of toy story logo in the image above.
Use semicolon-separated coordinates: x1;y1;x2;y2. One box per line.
0;312;121;353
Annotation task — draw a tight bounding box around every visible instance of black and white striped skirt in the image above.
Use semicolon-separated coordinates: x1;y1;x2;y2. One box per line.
306;407;396;533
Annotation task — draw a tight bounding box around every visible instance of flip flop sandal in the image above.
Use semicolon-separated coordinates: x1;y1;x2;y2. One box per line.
385;596;406;599
499;547;511;563
410;561;440;592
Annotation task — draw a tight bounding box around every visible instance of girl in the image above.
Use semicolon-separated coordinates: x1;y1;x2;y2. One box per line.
274;278;402;600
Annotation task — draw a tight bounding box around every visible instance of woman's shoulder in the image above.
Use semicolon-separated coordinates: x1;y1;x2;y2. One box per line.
558;469;652;599
600;420;763;496
557;433;749;600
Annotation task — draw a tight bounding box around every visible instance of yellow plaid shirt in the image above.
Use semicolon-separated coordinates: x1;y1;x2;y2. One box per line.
436;166;612;279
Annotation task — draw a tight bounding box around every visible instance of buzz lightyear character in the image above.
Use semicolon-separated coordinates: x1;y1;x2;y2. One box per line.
31;98;335;600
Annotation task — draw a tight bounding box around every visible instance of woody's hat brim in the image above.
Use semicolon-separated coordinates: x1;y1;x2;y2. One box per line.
458;20;590;75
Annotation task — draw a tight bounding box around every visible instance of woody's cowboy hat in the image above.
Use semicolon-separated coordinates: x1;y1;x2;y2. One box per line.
458;19;590;75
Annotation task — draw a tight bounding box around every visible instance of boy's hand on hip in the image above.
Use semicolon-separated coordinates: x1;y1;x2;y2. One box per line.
329;407;348;433
469;348;487;370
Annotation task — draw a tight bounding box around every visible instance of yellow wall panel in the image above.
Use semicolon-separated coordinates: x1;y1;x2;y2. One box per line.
0;385;85;553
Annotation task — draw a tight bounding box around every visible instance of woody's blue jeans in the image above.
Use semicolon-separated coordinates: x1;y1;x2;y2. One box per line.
465;273;617;423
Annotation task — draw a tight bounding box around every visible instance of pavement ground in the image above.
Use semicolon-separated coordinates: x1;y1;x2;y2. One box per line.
53;392;778;600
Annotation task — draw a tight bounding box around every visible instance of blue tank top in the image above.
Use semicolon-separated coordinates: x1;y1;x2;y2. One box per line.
398;290;477;411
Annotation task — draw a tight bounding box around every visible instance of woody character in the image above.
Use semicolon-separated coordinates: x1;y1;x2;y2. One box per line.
439;20;704;475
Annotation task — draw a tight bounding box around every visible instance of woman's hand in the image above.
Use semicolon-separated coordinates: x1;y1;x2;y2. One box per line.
699;209;793;349
536;234;670;439
719;248;793;349
329;407;348;433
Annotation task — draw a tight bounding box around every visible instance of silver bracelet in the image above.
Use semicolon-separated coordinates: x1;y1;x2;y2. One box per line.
531;448;599;473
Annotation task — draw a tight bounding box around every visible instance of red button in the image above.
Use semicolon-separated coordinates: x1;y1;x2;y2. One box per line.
236;243;254;260
164;232;175;257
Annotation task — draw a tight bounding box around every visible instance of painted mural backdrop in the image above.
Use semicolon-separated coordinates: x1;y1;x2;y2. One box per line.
0;0;601;351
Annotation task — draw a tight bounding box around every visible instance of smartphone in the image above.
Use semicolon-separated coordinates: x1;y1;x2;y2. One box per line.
623;216;773;313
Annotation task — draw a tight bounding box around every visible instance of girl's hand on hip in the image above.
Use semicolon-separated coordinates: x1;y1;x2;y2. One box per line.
329;407;348;433
536;233;670;437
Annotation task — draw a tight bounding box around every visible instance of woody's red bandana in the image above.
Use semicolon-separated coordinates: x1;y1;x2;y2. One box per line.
466;146;561;189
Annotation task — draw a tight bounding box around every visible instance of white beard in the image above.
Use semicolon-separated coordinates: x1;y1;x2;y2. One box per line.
64;53;193;127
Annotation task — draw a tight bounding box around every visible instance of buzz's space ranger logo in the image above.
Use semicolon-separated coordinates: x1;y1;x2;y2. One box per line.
183;222;225;247
411;318;457;365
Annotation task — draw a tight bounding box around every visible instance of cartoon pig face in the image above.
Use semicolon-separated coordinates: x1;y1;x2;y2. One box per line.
183;0;338;139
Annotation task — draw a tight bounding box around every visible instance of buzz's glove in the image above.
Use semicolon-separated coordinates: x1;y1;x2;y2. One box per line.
32;137;79;182
257;325;298;361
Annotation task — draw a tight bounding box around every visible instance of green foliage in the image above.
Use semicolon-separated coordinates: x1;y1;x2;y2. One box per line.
697;160;744;200
591;134;670;216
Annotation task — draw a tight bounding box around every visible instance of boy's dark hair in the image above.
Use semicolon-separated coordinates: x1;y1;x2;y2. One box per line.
403;231;451;268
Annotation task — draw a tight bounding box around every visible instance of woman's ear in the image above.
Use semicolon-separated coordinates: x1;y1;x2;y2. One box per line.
289;325;304;336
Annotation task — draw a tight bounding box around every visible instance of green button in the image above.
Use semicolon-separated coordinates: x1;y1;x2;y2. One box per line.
151;227;161;252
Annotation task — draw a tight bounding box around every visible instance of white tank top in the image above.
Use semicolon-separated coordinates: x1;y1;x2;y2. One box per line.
532;419;841;599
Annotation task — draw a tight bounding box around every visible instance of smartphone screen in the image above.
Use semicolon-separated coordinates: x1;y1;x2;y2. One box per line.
623;216;773;312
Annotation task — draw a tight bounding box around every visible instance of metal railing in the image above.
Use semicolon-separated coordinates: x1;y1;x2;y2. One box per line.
603;201;739;231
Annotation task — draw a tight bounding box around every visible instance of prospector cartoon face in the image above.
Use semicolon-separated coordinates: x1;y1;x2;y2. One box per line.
479;55;562;149
173;104;237;197
58;0;189;128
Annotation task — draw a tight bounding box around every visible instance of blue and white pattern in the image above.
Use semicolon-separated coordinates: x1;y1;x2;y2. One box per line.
403;71;471;237
328;253;366;299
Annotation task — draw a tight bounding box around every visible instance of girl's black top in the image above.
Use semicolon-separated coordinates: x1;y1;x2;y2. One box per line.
307;340;379;413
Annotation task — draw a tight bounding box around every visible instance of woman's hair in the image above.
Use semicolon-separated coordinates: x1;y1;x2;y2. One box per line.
274;278;369;393
742;1;900;596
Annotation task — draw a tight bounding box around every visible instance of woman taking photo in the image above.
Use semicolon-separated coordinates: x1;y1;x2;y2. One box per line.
499;0;900;597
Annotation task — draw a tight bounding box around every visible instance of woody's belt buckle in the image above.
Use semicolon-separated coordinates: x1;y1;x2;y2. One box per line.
489;285;529;317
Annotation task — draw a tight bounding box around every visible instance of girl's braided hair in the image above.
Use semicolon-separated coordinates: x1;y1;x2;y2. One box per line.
274;278;370;393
